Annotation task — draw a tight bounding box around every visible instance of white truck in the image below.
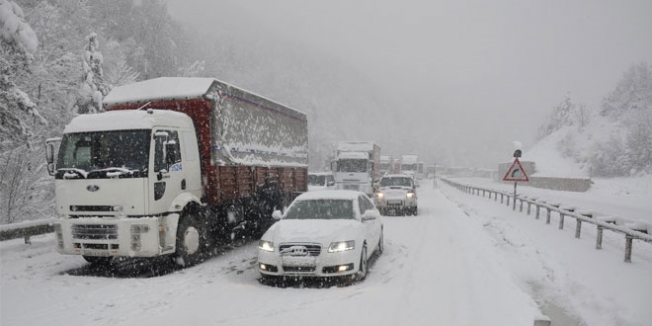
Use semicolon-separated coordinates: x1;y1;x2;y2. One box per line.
332;141;380;196
379;155;394;176
45;77;308;266
400;154;419;185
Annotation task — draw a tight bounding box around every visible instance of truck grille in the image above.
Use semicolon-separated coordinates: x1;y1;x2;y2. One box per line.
71;224;118;240
279;243;322;257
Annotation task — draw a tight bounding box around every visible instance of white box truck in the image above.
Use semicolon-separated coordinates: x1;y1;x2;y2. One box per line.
332;141;380;196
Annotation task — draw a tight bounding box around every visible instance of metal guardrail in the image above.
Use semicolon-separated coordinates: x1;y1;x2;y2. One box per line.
441;178;652;263
0;220;55;244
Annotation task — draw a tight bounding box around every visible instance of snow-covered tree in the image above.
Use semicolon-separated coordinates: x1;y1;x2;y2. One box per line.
103;40;140;87
75;32;108;114
536;96;586;141
0;0;46;150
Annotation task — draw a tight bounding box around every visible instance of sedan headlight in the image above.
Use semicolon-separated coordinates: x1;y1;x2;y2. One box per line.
259;240;274;252
328;240;355;253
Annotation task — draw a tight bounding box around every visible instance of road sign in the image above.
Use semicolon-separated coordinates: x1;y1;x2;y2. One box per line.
503;158;529;182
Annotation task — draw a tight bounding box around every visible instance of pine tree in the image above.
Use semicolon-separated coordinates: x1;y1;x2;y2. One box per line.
0;0;46;151
75;32;109;114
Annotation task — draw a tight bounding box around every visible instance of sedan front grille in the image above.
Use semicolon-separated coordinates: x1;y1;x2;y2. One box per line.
71;224;118;240
279;243;322;257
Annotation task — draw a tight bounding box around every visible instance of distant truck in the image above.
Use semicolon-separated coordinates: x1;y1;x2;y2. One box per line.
45;77;308;266
332;141;380;196
400;154;419;185
379;155;394;176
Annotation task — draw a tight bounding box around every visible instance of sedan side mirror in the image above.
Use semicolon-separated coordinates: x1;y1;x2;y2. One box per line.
361;210;377;221
272;210;283;220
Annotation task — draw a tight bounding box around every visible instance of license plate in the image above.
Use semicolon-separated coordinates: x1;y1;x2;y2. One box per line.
281;256;316;267
82;250;110;257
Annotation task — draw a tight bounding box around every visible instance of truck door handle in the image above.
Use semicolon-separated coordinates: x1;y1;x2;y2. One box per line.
181;179;186;190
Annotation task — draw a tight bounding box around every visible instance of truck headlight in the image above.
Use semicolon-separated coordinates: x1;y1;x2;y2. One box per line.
259;240;274;252
406;192;415;198
328;240;355;253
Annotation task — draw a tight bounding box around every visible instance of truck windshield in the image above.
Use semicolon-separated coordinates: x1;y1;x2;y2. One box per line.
308;175;327;186
401;163;417;171
337;159;368;173
56;130;150;178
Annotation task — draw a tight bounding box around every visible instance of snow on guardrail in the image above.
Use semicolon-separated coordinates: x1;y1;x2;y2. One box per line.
0;219;57;243
440;177;652;263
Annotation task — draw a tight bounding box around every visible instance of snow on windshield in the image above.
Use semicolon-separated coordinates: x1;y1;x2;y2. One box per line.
284;199;354;220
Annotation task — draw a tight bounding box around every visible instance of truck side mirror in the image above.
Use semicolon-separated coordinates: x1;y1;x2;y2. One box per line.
45;137;61;176
165;140;178;165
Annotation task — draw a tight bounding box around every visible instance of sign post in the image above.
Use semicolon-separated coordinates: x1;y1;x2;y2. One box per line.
503;150;529;210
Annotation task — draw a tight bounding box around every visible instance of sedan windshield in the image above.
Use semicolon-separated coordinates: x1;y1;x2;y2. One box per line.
380;177;413;187
56;130;150;177
284;199;354;220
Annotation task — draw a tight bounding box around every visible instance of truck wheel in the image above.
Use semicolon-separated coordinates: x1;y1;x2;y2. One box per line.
174;215;204;267
82;256;113;266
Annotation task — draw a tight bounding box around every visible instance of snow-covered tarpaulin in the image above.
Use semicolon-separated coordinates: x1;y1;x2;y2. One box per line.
104;77;308;167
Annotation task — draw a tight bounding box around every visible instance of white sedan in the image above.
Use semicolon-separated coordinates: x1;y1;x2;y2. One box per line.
257;190;383;283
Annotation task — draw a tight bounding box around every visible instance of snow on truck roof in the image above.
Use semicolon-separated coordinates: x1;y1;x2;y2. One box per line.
337;141;378;151
103;77;305;116
339;152;369;159
64;110;194;133
104;77;215;105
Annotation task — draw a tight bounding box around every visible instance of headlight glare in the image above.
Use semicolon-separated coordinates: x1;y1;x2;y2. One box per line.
406;192;415;198
328;240;355;253
258;240;274;252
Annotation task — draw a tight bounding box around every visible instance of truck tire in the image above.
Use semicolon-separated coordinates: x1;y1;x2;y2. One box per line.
82;256;113;266
174;214;205;267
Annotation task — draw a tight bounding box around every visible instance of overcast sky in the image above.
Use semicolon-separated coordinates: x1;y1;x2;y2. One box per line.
167;0;652;166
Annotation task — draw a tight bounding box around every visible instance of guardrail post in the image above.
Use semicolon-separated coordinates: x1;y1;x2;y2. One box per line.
559;211;565;229
506;196;510;207
575;219;582;238
500;193;504;204
519;198;524;212
527;201;531;215
596;226;603;249
546;207;551;224
625;235;633;263
24;236;31;245
494;192;497;201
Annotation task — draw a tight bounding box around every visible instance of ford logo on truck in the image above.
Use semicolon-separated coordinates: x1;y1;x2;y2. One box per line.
86;185;100;192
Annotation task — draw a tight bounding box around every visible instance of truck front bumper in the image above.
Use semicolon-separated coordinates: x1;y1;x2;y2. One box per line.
54;216;169;258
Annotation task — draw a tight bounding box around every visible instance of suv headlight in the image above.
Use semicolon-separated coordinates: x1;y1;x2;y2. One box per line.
406;191;415;198
328;240;355;253
375;192;384;199
259;240;274;252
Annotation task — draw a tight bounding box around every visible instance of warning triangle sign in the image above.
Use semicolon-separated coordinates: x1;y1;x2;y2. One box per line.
503;158;529;182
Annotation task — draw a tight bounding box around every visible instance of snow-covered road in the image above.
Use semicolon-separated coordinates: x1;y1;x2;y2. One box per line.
2;182;650;326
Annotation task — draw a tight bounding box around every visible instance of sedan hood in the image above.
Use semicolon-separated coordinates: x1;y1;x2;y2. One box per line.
265;219;361;244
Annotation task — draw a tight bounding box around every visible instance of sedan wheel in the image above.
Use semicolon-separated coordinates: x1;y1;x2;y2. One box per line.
356;245;368;281
377;229;384;255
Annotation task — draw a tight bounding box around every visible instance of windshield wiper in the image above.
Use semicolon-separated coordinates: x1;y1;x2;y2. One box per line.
88;167;135;178
60;168;88;179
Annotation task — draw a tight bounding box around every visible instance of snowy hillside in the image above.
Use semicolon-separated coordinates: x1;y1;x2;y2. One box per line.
526;63;651;178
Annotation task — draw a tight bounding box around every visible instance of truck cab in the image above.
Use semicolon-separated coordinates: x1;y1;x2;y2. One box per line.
333;151;374;195
47;109;202;260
